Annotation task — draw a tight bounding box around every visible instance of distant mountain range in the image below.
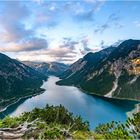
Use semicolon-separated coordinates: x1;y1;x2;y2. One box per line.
57;39;140;101
22;61;68;76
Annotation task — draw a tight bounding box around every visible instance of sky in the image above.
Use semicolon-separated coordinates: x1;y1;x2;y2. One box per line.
0;0;140;64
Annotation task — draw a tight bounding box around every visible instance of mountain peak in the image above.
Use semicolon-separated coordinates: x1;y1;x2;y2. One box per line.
120;39;140;46
83;52;94;60
0;53;9;59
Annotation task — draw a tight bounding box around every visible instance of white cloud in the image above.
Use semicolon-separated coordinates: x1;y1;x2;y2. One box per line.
134;21;140;27
0;1;48;53
0;38;48;52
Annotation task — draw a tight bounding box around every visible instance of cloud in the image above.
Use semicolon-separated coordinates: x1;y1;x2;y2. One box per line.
81;37;92;52
0;1;31;42
0;23;33;43
33;45;77;63
100;39;123;49
33;5;59;28
61;38;79;50
14;38;80;63
45;47;77;58
112;39;124;47
100;40;105;46
1;0;127;64
99;40;110;49
114;22;124;29
32;0;43;5
60;37;93;56
74;10;94;22
63;1;105;22
19;38;48;51
18;37;90;63
94;23;109;33
31;1;104;26
0;1;48;53
133;21;140;27
84;0;96;3
108;13;120;21
44;39;78;62
94;13;122;33
0;38;48;52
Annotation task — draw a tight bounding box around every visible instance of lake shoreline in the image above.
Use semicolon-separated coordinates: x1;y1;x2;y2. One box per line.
0;89;45;113
56;78;140;119
127;103;140;118
56;81;140;102
76;85;140;118
1;75;139;115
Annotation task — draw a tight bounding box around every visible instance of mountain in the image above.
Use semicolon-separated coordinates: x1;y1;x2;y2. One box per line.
57;39;140;100
23;61;68;76
0;53;47;108
59;47;115;82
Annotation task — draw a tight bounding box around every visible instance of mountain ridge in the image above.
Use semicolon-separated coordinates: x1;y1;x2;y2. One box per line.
22;61;68;76
57;39;140;101
0;53;47;109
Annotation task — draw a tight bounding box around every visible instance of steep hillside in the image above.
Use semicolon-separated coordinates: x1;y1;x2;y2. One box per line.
58;47;115;85
57;39;140;100
0;53;47;109
23;61;68;76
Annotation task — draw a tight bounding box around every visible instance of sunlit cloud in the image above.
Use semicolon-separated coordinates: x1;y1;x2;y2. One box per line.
0;0;139;63
0;38;48;52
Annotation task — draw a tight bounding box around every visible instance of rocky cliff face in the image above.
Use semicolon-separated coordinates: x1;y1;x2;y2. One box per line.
0;53;47;107
57;39;140;100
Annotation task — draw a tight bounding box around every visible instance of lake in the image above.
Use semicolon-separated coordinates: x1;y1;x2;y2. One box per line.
0;76;139;129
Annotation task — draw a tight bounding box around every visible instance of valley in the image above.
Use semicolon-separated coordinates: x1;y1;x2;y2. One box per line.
0;40;140;139
0;40;140;115
0;76;139;130
0;1;140;139
22;61;68;76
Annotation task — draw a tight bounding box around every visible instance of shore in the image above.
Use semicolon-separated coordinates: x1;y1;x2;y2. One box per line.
127;103;140;118
61;83;140;102
0;89;45;113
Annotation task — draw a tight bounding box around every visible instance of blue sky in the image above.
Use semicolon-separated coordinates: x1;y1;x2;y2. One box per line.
0;0;140;63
